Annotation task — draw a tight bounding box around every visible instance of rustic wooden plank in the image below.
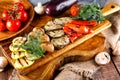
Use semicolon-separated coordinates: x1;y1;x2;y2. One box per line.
112;56;120;75
93;61;120;80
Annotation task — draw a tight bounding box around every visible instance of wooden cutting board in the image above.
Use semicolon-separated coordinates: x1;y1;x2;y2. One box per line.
17;34;105;80
1;3;120;76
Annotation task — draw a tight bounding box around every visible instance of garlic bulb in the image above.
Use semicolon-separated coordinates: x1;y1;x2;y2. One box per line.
34;2;45;15
0;57;8;72
95;52;111;65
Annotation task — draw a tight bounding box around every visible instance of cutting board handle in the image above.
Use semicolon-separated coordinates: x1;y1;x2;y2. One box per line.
102;3;120;16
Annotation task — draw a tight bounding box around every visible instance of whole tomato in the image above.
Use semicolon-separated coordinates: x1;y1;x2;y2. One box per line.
2;9;14;21
16;10;28;22
0;20;6;31
6;19;21;32
70;4;80;17
12;2;25;11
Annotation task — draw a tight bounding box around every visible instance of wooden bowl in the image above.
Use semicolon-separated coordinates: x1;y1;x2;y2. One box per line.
0;0;34;41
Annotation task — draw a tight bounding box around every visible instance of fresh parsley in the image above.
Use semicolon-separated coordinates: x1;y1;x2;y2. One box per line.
72;3;105;23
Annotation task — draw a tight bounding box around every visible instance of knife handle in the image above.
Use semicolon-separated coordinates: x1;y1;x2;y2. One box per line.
102;3;120;16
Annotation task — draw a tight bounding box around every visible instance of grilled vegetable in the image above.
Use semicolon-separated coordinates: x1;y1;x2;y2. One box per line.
9;44;25;52
32;27;45;34
40;42;54;52
71;20;98;27
11;51;26;60
12;37;26;46
14;57;35;69
28;32;50;43
44;21;63;31
46;30;64;38
45;0;78;16
51;35;70;49
53;17;72;25
44;17;72;31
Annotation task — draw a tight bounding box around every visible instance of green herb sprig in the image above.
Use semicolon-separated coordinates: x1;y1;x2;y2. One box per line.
72;3;105;23
20;33;45;60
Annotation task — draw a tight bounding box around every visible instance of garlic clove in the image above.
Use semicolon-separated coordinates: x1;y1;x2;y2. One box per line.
0;69;4;72
37;2;42;7
0;57;8;72
95;52;111;65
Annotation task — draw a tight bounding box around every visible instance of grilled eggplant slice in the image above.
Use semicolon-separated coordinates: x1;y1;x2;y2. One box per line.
53;17;72;25
44;21;63;31
46;29;64;38
44;17;72;31
51;35;70;49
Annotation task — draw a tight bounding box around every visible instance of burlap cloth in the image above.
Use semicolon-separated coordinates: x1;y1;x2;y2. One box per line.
54;60;100;80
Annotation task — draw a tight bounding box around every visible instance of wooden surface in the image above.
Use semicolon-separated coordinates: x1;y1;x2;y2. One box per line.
1;50;120;80
2;3;119;75
0;3;120;80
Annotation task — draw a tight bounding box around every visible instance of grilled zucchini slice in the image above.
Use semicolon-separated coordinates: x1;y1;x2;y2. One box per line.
14;57;34;69
12;37;26;46
9;44;25;52
11;51;26;60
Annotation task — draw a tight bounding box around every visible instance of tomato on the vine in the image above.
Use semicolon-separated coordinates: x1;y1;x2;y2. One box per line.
2;9;14;21
16;10;28;22
0;19;6;31
12;2;25;11
6;19;21;32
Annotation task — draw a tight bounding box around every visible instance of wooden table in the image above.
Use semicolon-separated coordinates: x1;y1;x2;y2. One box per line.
0;54;120;80
0;13;120;80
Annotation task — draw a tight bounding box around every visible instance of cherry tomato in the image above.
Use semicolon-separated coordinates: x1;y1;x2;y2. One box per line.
2;9;14;21
70;4;80;16
12;2;25;11
6;19;21;32
0;20;6;31
16;10;28;22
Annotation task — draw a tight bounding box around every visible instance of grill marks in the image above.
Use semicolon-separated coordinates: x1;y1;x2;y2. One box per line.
44;17;72;49
14;56;34;69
